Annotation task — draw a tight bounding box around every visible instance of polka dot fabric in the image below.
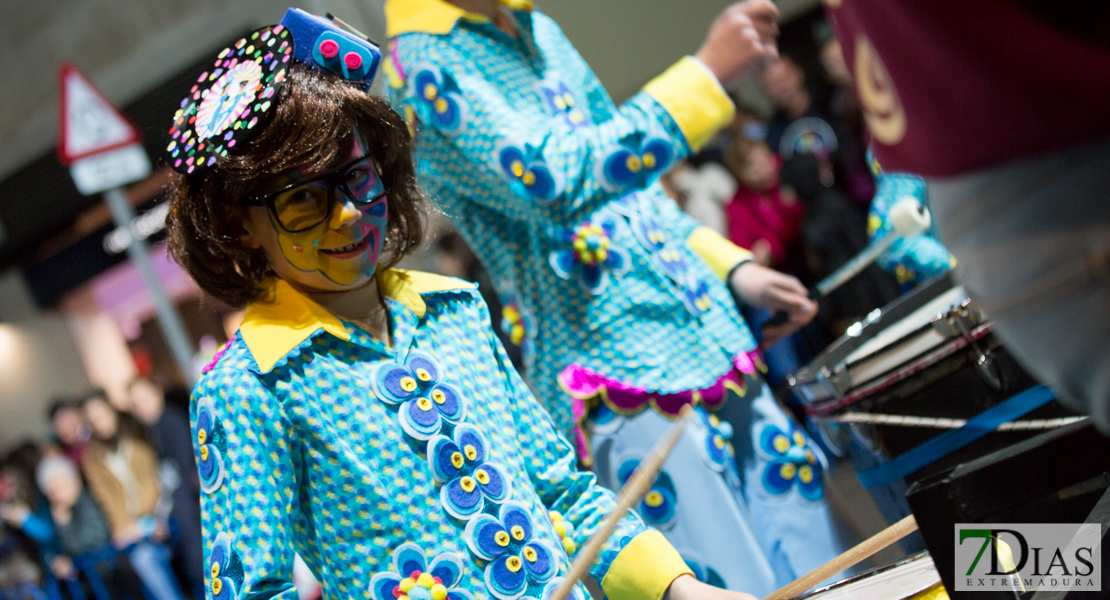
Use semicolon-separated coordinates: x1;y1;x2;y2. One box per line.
387;11;758;432
191;281;644;599
167;25;293;174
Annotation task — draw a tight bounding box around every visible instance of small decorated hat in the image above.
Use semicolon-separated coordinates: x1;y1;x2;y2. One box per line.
167;8;381;174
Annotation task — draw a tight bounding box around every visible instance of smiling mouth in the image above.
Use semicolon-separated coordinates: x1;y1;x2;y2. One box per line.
319;231;374;259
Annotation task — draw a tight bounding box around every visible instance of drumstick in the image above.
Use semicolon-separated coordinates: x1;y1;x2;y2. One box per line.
762;515;919;600
547;404;694;600
763;197;931;330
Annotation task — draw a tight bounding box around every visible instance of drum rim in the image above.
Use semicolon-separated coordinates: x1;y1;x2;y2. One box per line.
793;551;938;600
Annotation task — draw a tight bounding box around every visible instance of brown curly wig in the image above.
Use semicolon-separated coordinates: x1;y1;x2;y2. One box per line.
166;64;425;308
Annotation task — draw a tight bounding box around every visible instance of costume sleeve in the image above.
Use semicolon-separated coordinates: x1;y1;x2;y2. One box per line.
868;171;954;284
645;190;754;282
388;37;733;226
480;303;692;600
192;368;299;599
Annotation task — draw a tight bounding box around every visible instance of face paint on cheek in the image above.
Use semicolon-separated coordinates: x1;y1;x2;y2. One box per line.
359;196;389;275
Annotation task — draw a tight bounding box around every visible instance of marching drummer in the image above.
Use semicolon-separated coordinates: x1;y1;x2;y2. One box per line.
165;8;759;600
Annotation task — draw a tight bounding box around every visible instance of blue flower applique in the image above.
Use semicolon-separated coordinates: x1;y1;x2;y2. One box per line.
495;140;562;203
617;458;676;530
428;424;513;520
758;423;825;501
699;412;737;476
208;532;245;600
371;351;467;441
464;502;559;600
594;132;675;192
548;213;630;295
498;281;537;368
369;542;474;600
623;201;711;314
408;63;469;136
537;79;588;128
195;396;227;494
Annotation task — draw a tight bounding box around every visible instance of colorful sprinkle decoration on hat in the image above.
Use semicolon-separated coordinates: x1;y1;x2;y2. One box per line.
167;25;293;174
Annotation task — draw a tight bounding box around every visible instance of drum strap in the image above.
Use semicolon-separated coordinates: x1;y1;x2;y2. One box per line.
856;385;1057;489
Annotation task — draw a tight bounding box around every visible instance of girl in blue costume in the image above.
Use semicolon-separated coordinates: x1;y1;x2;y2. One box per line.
164;8;755;600
384;0;850;593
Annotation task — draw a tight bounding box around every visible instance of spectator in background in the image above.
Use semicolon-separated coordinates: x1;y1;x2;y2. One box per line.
723;139;803;268
128;378;204;599
762;56;871;207
47;401;88;466
80;393;185;600
33;456;144;599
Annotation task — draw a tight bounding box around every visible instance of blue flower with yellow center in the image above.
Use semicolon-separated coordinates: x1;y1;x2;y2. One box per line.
369;543;474;600
758;424;825;501
464;502;559;600
538;80;588;128
595;132;675;192
699;412;736;474
623;198;711;314
617;458;677;530
496;141;561;203
428;424;513;520
408;63;468;136
371;351;466;441
208;532;244;600
549;215;630;295
498;283;536;367
195;396;227;494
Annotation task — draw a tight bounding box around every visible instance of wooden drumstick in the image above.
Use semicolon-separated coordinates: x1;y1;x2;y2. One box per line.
547;404;695;600
762;515;920;600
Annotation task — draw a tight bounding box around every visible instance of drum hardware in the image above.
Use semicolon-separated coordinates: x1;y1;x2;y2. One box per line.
930;298;1003;391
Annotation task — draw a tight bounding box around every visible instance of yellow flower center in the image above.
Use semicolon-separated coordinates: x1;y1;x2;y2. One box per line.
562;93;575;107
780;463;797;480
432;389;446;404
495;531;511;547
431;584;448;600
522;171;536;186
399;579;416;593
211;562;220;579
625;155;642;173
794;431;807;447
506;557;522;573
400;377;417;392
709;414;720;427
464;445;478;461
200;446;210;461
198;430;207;445
416;398;434;412
212;578;222;595
416;368;432;382
642;151;656;169
417;573;435;588
450;451;465;469
511;525;525;541
554;96;567;110
460;476;477;493
713;435;725;450
799;465;815;485
523;546;538;562
644;491;665;508
423;83;438;100
434;98;449;114
773;435;791;454
563;539;577;554
475;468;490;485
805;449;817;465
511;160;525;178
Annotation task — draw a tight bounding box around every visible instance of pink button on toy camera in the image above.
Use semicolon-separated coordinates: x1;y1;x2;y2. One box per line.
318;39;339;58
344;52;363;69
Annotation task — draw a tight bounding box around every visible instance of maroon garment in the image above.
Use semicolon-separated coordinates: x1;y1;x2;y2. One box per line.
827;0;1110;176
725;185;804;266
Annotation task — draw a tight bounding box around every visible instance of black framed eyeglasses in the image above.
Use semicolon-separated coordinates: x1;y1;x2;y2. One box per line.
241;153;389;233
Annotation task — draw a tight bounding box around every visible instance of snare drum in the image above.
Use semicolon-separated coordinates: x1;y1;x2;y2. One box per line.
795;552;946;600
789;274;1074;514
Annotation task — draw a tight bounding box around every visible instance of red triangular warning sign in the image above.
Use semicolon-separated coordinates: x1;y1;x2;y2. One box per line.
58;63;142;165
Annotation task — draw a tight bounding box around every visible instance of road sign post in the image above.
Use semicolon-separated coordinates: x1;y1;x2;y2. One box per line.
59;64;197;386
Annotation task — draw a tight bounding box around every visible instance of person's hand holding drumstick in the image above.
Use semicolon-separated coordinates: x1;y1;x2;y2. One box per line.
731;262;819;348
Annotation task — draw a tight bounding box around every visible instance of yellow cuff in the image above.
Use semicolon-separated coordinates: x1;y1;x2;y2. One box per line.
601;530;693;600
686;227;754;281
642;57;735;152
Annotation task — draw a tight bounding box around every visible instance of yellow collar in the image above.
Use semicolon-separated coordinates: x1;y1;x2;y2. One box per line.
240;269;473;373
384;0;534;37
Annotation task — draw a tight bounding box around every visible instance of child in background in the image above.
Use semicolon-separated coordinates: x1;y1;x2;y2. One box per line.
723;139;803;268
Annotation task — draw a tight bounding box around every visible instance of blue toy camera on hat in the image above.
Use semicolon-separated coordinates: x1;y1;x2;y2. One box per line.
167;7;381;174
